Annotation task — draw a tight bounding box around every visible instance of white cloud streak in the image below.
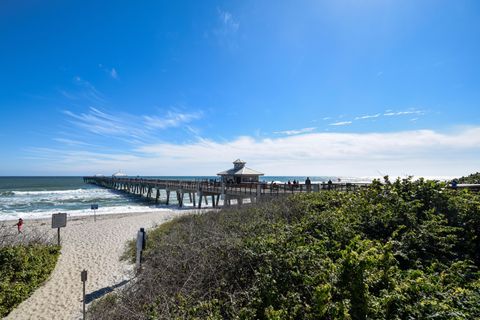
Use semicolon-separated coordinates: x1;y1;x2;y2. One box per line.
329;121;352;126
328;109;425;126
143;111;202;129
274;127;316;135
355;113;381;120
59;76;106;105
384;110;423;116
62;107;202;143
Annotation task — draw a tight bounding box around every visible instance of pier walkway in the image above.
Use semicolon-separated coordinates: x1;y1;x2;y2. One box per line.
83;177;480;208
83;177;370;208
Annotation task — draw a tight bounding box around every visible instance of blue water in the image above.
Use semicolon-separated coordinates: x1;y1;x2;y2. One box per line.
0;176;368;220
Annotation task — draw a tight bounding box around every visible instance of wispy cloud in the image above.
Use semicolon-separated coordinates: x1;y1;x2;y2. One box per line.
143;111;202;129
71;76;106;104
63;107;137;137
217;9;239;34
329;121;352;126
384;110;423;116
53;138;97;147
355;113;381;120
326;109;425;127
98;64;119;80
62;107;203;144
110;68;118;79
274;127;316;135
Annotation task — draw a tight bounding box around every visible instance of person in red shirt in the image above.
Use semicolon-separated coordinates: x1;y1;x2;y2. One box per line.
15;218;24;233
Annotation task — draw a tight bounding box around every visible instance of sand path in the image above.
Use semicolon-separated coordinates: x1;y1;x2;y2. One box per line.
5;211;182;320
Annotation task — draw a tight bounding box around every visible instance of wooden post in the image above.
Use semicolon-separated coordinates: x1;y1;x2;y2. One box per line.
198;192;203;209
81;270;87;320
166;190;170;205
155;189;160;204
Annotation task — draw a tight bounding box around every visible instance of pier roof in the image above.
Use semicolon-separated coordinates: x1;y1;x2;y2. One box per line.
217;166;264;176
217;160;264;176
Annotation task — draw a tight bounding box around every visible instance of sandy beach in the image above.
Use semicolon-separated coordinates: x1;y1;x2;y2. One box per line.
4;210;185;320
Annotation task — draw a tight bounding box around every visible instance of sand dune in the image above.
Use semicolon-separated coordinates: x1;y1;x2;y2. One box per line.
5;211;183;320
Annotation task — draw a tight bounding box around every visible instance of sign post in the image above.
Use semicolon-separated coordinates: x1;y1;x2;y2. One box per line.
90;204;99;222
51;213;67;246
136;228;146;271
81;269;87;320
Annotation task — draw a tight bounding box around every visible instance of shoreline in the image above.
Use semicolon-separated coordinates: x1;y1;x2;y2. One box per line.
4;209;198;320
0;204;204;222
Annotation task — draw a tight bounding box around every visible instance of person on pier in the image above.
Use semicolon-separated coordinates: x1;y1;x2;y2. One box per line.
305;177;311;192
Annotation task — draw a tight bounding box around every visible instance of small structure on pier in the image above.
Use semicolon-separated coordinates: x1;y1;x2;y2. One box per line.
217;159;264;184
112;171;127;177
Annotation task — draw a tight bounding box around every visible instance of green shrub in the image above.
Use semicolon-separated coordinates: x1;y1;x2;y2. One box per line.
457;172;480;184
90;177;480;319
0;244;60;317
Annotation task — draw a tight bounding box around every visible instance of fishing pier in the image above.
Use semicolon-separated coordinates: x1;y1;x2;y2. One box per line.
83;160;479;209
82;176;368;208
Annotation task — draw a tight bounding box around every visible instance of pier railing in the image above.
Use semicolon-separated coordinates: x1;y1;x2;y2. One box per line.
83;176;370;196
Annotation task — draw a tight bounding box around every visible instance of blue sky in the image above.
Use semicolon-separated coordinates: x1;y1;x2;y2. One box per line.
1;0;479;177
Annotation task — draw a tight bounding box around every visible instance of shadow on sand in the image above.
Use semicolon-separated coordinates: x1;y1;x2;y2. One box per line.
85;279;130;304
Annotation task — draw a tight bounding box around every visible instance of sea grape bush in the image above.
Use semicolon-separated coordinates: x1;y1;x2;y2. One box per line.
457;172;480;184
90;177;480;319
0;243;60;317
0;224;60;317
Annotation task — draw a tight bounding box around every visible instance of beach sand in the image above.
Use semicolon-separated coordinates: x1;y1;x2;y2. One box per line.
4;210;185;320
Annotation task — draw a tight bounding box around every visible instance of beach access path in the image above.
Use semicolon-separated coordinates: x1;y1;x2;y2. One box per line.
5;210;184;320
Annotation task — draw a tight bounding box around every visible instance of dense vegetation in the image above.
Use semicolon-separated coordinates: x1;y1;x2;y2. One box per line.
457;172;480;184
90;177;480;319
0;226;60;317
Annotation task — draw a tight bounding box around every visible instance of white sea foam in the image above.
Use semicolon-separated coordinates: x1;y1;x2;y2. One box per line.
0;186;214;221
0;204;184;221
0;188;122;207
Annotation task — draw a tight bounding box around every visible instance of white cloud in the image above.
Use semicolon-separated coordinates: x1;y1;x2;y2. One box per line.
25;126;480;177
355;113;381;120
274;127;316;135
72;76;106;103
63;107;203;142
110;68;118;79
53;138;96;147
98;64;119;80
329;121;352;126
143;111;202;129
384;110;423;116
218;9;239;33
63;107;137;137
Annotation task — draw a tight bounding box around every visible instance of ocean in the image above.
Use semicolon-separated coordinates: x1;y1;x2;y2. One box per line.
0;176;370;221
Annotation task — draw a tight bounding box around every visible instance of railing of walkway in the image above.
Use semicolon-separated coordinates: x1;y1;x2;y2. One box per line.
84;177;371;195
